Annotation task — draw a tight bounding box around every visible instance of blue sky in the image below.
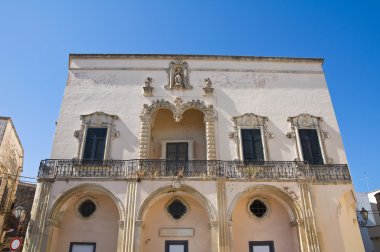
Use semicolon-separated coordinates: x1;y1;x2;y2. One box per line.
0;1;379;192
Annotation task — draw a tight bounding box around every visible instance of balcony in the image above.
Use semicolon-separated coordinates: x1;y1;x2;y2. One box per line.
38;159;351;183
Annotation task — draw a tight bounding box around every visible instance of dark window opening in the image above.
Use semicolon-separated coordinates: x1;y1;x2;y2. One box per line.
299;129;323;165
166;143;188;161
167;199;187;220
78;200;96;218
165;240;188;252
249;241;275;252
249;200;267;218
83;128;107;162
242;129;264;162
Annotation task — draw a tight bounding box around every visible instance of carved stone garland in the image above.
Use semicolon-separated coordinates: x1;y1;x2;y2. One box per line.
286;113;331;163
74;111;120;159
230;113;273;160
139;98;216;160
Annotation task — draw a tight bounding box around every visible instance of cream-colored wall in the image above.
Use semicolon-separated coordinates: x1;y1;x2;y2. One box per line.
49;193;119;252
150;109;206;159
142;192;211;252
232;193;299;252
52;56;346;165
311;184;365;252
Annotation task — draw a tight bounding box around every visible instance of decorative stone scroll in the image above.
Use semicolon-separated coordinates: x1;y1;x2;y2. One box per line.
74;111;119;159
165;60;192;90
139;98;216;160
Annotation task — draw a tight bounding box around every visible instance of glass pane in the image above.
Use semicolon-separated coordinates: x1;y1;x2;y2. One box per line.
71;244;95;252
169;245;185;252
253;245;270;252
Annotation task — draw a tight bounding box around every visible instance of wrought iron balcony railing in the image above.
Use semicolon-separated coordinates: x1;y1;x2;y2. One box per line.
38;159;351;182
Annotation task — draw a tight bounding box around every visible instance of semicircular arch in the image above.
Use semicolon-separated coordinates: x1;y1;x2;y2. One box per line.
48;183;124;220
138;184;217;222
227;184;303;222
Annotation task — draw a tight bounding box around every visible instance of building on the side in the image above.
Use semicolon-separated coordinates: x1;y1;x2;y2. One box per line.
0;117;23;243
13;182;36;238
24;54;364;252
356;189;380;252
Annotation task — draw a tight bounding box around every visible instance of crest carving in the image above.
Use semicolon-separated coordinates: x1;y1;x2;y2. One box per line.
165;60;192;90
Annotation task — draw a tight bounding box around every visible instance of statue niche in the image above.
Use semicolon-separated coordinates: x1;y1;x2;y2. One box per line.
165;60;192;90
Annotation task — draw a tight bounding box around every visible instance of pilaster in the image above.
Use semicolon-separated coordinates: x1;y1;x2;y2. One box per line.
217;180;229;252
123;181;137;252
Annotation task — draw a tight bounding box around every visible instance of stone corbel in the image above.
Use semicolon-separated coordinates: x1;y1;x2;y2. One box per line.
143;77;154;97
203;78;214;96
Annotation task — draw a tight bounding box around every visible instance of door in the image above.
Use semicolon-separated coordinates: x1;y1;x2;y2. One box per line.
165;240;188;252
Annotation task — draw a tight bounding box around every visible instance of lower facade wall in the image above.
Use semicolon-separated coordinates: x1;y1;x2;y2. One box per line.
23;179;364;252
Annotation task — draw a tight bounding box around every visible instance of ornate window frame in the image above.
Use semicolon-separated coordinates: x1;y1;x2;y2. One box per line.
74;111;120;160
165;197;190;221
230;113;273;161
247;197;270;220
286;113;330;164
75;196;99;220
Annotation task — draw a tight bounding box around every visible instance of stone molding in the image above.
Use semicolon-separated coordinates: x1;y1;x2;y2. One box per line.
286;113;331;164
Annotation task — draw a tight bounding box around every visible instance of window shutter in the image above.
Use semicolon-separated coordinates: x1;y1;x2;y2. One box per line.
83;128;107;161
242;129;264;161
299;129;323;165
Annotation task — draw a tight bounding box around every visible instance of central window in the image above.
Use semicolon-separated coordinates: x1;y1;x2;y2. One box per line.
249;241;274;252
166;143;188;161
83;128;107;161
69;242;96;252
165;240;188;252
241;129;264;161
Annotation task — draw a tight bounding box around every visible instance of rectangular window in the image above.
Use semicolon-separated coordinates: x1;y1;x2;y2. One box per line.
69;242;96;252
165;240;188;252
83;128;107;161
166;143;189;161
298;129;323;165
249;241;275;252
241;129;264;161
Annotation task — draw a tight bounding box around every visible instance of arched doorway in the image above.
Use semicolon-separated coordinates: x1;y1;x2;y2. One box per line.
137;185;217;252
229;185;302;252
46;184;123;252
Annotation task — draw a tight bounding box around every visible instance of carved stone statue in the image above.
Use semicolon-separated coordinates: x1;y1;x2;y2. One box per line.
166;60;192;90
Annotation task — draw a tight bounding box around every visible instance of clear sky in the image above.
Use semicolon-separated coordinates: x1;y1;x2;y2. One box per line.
0;1;379;192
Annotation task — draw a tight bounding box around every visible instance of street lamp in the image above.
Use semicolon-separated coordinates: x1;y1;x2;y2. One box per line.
358;207;369;226
14;206;23;219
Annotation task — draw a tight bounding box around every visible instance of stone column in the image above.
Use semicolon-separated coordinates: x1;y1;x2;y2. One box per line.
123;181;137;252
23;180;53;252
217;180;229;252
139;116;150;159
210;220;219;252
299;180;320;252
205;116;216;160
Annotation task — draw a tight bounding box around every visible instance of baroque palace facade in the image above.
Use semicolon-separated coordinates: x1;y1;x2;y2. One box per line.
25;54;363;252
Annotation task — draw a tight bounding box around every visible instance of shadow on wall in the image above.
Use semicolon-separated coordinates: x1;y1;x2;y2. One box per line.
266;119;294;161
112;119;139;159
319;120;342;163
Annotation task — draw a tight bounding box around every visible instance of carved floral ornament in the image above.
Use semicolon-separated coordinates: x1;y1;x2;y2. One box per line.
141;98;215;123
74;112;120;158
229;113;274;141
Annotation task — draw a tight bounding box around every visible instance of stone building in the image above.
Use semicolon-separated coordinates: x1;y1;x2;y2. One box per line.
25;54;364;252
0;116;23;241
13;182;36;238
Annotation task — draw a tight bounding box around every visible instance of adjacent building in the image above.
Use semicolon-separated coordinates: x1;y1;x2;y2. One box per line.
0;117;23;243
357;189;380;252
24;54;364;252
